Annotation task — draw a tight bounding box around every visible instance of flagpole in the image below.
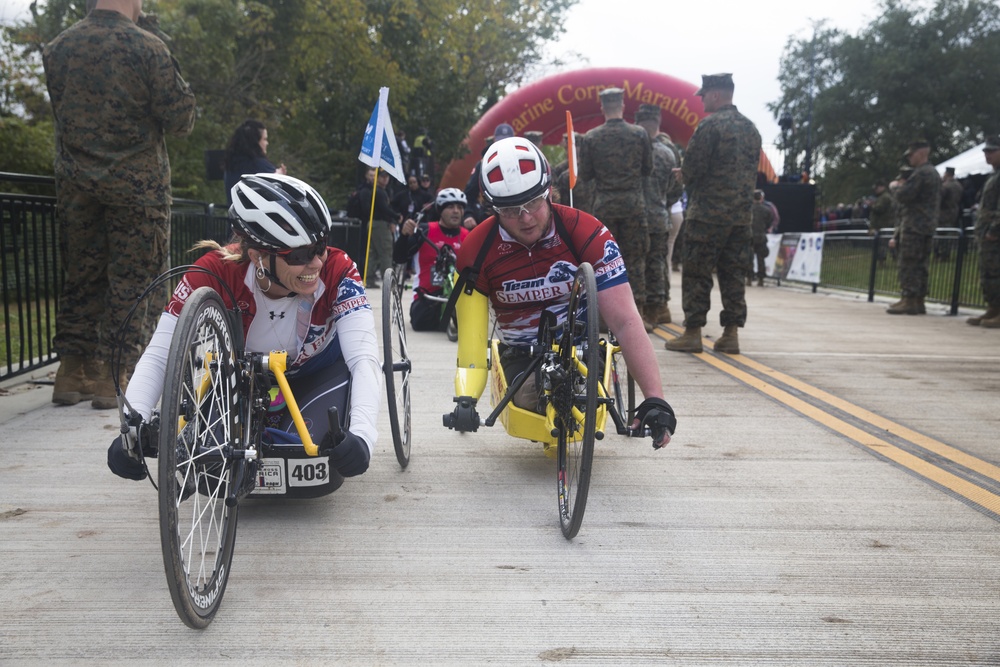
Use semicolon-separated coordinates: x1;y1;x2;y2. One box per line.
358;86;405;285
362;167;380;286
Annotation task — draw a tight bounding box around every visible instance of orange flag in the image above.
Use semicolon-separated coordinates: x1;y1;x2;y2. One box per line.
565;110;578;191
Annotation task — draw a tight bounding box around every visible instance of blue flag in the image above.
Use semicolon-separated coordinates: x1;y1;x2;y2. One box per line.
359;87;405;183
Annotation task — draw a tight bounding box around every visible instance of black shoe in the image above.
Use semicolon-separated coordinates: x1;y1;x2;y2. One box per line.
107;435;147;481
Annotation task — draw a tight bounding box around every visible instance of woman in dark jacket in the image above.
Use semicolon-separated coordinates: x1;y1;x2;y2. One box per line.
223;119;287;205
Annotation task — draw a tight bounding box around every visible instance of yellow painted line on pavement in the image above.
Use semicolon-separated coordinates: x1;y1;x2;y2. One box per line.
655;326;1000;515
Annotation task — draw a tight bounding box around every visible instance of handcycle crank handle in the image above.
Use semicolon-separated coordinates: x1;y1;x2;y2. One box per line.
327;406;345;446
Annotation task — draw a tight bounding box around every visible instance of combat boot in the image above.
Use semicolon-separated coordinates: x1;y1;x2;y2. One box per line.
967;305;1000;326
664;327;702;353
51;355;95;405
636;301;653;333
886;296;922;315
981;313;1000;328
757;276;764;287
91;362;128;410
645;303;672;325
714;325;740;354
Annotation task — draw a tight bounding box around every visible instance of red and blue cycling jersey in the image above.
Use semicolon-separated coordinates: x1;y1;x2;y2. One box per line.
456;204;628;347
166;243;371;371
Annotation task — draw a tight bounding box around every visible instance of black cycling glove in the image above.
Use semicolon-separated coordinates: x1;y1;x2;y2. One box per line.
107;433;146;481
323;430;371;477
633;397;677;449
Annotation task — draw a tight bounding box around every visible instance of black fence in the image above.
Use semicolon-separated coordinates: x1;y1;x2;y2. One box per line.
2;172;364;380
788;226;985;314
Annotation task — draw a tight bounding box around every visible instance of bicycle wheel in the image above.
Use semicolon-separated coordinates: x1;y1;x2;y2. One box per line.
382;268;412;468
158;287;241;629
556;262;599;539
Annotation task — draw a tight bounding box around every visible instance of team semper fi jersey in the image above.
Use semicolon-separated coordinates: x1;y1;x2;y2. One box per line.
166;244;371;370
456;204;628;347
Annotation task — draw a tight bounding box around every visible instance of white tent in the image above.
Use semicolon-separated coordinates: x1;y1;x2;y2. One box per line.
935;143;993;178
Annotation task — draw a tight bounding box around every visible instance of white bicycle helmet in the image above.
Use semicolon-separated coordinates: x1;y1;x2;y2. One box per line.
479;137;551;208
436;187;467;208
230;173;332;250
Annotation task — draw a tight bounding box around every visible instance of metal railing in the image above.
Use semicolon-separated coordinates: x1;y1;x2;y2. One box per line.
788;226;984;314
2;172;365;380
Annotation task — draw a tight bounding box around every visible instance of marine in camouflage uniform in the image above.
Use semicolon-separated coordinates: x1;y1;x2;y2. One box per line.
749;190;773;285
666;73;761;354
578;88;653;325
887;140;941;314
968;135;1000;327
635;103;677;324
44;2;196;407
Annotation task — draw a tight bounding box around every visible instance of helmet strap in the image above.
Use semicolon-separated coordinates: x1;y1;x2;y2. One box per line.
268;254;296;295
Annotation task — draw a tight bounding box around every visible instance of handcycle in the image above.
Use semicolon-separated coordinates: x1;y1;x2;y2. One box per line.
390;221;460;340
111;265;412;629
443;262;673;539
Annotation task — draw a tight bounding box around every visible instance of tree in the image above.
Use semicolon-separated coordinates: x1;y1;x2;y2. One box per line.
771;0;1000;206
2;0;576;205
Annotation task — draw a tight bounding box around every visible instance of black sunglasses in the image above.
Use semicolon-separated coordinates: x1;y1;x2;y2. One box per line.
274;241;328;266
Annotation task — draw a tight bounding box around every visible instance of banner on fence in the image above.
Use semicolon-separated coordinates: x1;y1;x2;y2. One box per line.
769;233;824;283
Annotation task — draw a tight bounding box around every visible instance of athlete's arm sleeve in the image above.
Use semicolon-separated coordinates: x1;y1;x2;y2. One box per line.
454;287;489;400
124;311;178;421
336;307;383;456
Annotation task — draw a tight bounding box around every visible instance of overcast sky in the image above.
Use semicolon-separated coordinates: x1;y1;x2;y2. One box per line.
544;0;901;152
1;0;897;153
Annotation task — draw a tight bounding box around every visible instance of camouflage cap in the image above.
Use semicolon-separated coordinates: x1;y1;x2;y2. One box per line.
695;73;734;96
634;103;662;123
944;166;956;175
524;130;544;146
903;139;930;158
599;87;624;106
493;123;515;141
984;135;1000;150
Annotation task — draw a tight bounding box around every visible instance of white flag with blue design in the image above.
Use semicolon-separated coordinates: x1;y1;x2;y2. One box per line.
359;87;405;183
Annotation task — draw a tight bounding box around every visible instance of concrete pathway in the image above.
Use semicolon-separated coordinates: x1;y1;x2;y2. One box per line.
2;281;999;665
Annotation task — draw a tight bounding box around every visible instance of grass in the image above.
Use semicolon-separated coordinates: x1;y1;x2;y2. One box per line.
1;299;57;371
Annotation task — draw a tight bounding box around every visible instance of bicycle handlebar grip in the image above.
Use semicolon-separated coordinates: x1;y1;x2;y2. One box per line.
327;406;345;446
443;396;480;432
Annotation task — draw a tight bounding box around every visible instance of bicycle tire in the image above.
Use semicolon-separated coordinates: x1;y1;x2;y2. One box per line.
382;268;412;468
556;262;599;539
158;287;241;629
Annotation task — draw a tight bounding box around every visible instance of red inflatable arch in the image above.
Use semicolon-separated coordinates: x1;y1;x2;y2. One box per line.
439;67;776;190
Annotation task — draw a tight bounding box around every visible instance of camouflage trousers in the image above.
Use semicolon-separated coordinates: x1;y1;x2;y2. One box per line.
595;191;647;302
644;217;671;307
749;239;768;278
52;186;170;368
897;230;933;298
679;219;752;328
979;236;1000;307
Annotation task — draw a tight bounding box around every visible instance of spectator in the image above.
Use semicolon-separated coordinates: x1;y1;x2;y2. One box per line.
357;168;401;288
223;119;287;206
43;0;196;408
967;136;1000;327
392;173;433;222
940;166;964;227
665;73;761;355
578;87;654;331
749;190;773;286
634;102;677;325
886;140;941;315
